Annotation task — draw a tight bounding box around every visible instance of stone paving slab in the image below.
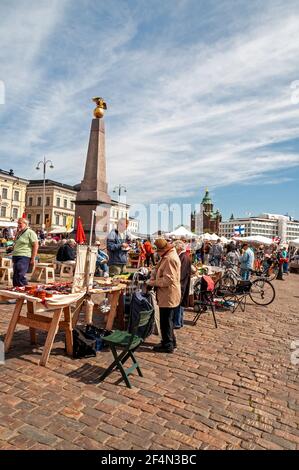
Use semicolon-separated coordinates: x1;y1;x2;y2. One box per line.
0;275;298;450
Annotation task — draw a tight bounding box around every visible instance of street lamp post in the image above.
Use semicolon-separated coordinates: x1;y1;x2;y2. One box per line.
36;157;54;231
113;184;127;223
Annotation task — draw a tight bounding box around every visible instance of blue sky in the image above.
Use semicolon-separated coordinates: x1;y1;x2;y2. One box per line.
0;0;299;227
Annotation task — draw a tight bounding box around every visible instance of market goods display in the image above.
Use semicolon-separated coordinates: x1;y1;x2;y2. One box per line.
1;282;74;303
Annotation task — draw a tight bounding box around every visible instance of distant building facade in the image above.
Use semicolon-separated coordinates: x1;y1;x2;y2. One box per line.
26;180;77;232
109;199;139;233
192;189;222;234
219;213;299;243
0;169;28;227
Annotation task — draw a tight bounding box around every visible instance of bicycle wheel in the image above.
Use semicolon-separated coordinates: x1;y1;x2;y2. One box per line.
249;279;275;306
266;266;279;281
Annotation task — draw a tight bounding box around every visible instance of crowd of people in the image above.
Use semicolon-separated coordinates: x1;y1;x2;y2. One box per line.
1;217;297;356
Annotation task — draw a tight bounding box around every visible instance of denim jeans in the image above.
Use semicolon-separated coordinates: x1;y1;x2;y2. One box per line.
12;256;30;286
283;262;289;274
173;305;184;328
240;269;250;281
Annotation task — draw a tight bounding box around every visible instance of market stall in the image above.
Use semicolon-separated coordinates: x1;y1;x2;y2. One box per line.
0;284;85;366
1;245;128;366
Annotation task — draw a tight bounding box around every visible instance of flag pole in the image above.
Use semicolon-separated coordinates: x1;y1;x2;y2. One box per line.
89;210;97;247
86;210;97;295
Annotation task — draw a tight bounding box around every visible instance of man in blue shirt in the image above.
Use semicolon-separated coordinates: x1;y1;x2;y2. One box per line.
240;243;254;280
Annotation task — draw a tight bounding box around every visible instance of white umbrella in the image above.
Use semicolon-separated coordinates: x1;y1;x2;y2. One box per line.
289;237;299;248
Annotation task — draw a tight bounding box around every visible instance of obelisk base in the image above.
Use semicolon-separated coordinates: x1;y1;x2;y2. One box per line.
75;200;111;243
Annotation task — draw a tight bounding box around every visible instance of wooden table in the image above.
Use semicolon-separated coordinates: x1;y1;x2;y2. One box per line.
1;290;85;366
88;284;127;330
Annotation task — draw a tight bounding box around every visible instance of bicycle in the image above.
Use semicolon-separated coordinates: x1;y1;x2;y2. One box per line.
215;266;276;309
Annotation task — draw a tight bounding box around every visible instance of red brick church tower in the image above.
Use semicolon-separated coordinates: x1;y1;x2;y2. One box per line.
192;189;222;234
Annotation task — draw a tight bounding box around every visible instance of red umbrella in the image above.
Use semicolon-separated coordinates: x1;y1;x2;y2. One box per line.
76;216;86;244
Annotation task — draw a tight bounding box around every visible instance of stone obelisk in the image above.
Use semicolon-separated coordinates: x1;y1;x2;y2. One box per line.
75;98;112;241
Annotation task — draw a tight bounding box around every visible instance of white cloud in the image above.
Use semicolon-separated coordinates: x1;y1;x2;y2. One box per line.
0;0;299;211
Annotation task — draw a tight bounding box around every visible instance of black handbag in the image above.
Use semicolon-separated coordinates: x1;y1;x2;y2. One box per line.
85;325;111;351
72;328;97;358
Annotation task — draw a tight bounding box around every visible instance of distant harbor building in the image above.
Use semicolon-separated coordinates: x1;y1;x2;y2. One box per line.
191;189;222;234
219;213;299;243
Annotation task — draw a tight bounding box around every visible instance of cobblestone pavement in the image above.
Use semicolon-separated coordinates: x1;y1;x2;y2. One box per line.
0;275;298;450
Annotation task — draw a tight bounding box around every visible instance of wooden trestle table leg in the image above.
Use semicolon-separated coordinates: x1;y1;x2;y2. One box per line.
4;299;24;353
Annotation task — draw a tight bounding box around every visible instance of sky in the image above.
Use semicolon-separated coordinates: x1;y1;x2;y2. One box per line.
0;0;299;231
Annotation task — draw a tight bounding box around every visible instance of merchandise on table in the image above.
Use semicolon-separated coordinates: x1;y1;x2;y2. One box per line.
3;282;73;301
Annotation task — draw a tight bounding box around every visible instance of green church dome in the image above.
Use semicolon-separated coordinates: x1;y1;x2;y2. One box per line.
202;188;212;205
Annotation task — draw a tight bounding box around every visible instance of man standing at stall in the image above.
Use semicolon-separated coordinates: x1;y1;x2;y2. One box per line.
107;218;131;276
12;218;39;286
147;238;181;353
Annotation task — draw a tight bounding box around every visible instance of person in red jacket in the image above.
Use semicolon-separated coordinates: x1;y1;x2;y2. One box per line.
143;238;155;267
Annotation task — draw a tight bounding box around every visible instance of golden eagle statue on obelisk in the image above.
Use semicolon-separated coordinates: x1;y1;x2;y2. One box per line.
92;97;107;119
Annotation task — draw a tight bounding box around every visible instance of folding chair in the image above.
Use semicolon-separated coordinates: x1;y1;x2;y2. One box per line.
193;276;218;328
230;280;252;312
216;280;252;313
99;292;154;388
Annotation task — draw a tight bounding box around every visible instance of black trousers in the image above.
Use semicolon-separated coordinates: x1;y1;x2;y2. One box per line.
12;256;30;287
145;254;155;267
159;307;178;351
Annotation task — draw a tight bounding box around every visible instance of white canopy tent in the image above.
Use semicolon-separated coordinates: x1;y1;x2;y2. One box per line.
49;228;74;234
200;233;219;241
0;221;18;228
233;235;274;245
210;233;219;241
169;226;196;238
289;238;299;248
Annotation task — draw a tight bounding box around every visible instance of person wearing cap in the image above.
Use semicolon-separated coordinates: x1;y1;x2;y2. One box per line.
147;238;181;353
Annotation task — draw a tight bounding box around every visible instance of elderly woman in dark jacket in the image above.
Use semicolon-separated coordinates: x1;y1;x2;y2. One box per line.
173;240;191;328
